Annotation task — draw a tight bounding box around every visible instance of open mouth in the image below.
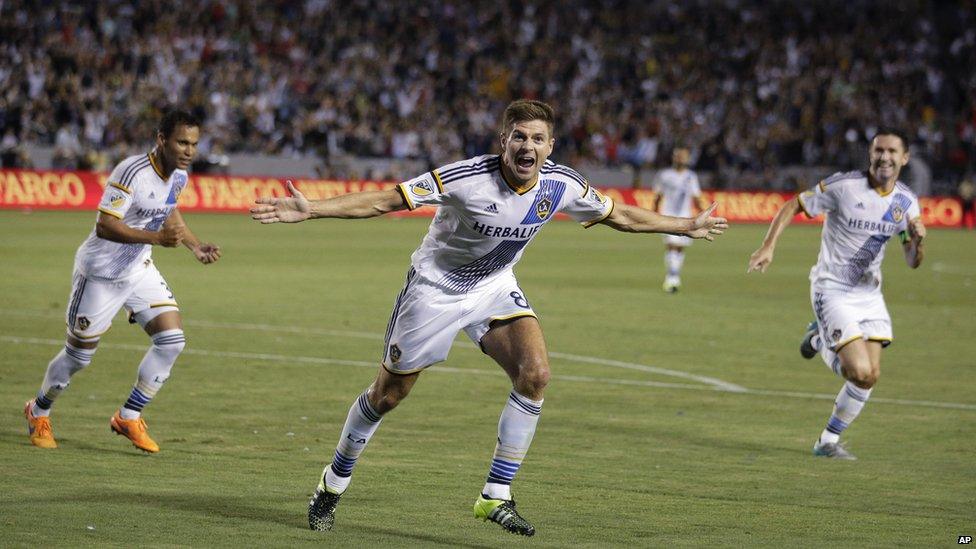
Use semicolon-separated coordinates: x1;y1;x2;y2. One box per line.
516;156;535;170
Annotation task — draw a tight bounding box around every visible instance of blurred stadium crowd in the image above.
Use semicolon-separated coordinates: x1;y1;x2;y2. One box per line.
1;0;975;192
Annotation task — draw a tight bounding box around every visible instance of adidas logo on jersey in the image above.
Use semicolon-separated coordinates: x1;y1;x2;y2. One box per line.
855;202;865;209
484;203;499;214
149;192;156;199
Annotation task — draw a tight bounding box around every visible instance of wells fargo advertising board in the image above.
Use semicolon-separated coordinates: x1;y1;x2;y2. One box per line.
0;168;965;227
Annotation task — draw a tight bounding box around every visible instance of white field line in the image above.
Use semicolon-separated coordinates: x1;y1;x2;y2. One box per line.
0;310;745;392
4;335;975;411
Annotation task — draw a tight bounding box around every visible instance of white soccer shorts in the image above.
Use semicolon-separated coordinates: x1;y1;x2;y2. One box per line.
810;285;892;352
65;261;179;340
381;268;537;374
663;234;693;247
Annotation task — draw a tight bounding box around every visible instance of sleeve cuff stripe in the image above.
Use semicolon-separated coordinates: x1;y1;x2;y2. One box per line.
796;195;814;218
97;207;123;219
396;184;416;210
582;201;614;228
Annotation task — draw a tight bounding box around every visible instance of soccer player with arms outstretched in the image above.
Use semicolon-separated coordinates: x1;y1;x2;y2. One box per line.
652;145;709;292
24;110;221;453
748;128;925;460
251;100;727;535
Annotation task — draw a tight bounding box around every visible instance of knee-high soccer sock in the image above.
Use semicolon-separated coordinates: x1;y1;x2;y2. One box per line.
322;390;383;494
819;381;872;444
482;391;543;501
665;250;685;279
119;329;185;420
32;342;96;417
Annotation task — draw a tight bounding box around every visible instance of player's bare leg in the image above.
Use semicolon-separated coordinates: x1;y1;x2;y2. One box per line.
26;334;98;449
309;366;421;531
110;311;186;453
813;339;882;460
473;316;549;536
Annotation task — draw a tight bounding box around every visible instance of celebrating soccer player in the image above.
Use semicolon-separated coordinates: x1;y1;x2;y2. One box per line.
251;99;727;535
652;145;709;292
24;110;221;453
747;128;926;460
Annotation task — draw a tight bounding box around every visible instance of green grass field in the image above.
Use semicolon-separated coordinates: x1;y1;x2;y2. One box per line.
1;210;974;547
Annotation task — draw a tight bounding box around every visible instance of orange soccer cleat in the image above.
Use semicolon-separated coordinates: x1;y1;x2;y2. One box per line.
25;400;58;449
110;411;160;453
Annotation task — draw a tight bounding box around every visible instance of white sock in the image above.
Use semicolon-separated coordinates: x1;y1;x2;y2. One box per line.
665;250;684;278
120;329;185;419
323;390;383;494
819;381;872;444
482;391;543;501
33;342;96;417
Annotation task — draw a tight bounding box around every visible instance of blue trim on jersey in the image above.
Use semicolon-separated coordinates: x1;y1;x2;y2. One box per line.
440;240;529;293
841;234;889;286
822;170;864;187
541;162;587;188
119;157;151;189
439;157;501;184
882;193;913;223
520;179;566;224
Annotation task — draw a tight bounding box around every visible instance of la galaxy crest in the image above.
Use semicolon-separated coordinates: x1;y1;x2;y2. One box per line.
410;180;434;197
535;197;552;220
889;203;904;223
588;187;607;205
388;343;402;364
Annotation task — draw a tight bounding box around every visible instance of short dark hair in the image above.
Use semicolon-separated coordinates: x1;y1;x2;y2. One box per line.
501;99;555;136
872;127;910;151
159;109;201;138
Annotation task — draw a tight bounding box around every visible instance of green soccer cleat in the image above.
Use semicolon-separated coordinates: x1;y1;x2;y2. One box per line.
308;478;342;532
474;495;536;536
800;320;819;359
812;440;857;460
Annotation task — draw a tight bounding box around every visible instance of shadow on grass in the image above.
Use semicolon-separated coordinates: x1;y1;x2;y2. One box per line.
30;489;497;548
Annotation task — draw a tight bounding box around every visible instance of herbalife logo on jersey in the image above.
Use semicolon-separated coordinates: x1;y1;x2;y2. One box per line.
471;221;542;239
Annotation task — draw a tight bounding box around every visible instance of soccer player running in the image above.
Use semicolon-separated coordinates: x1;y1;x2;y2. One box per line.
747;128;925;460
24;110;221;453
251;100;728;535
652;145;709;292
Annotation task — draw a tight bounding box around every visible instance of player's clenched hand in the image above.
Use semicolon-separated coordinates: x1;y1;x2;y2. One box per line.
157;224;185;247
250;180;311;223
747;246;774;273
194;243;222;264
907;218;926;243
687;202;728;241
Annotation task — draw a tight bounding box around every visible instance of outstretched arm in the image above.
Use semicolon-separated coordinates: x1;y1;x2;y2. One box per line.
902;217;925;268
599;202;728;241
166;209;221;264
250;180;407;224
747;196;802;273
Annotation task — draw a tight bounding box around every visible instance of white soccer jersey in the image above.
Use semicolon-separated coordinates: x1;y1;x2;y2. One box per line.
653;168;700;217
74;152;188;280
397;154;614;293
798;171;920;290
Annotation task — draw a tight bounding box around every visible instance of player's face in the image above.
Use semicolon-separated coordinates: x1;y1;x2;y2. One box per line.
868;134;909;183
500;119;554;185
672;148;690;168
157;124;200;172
